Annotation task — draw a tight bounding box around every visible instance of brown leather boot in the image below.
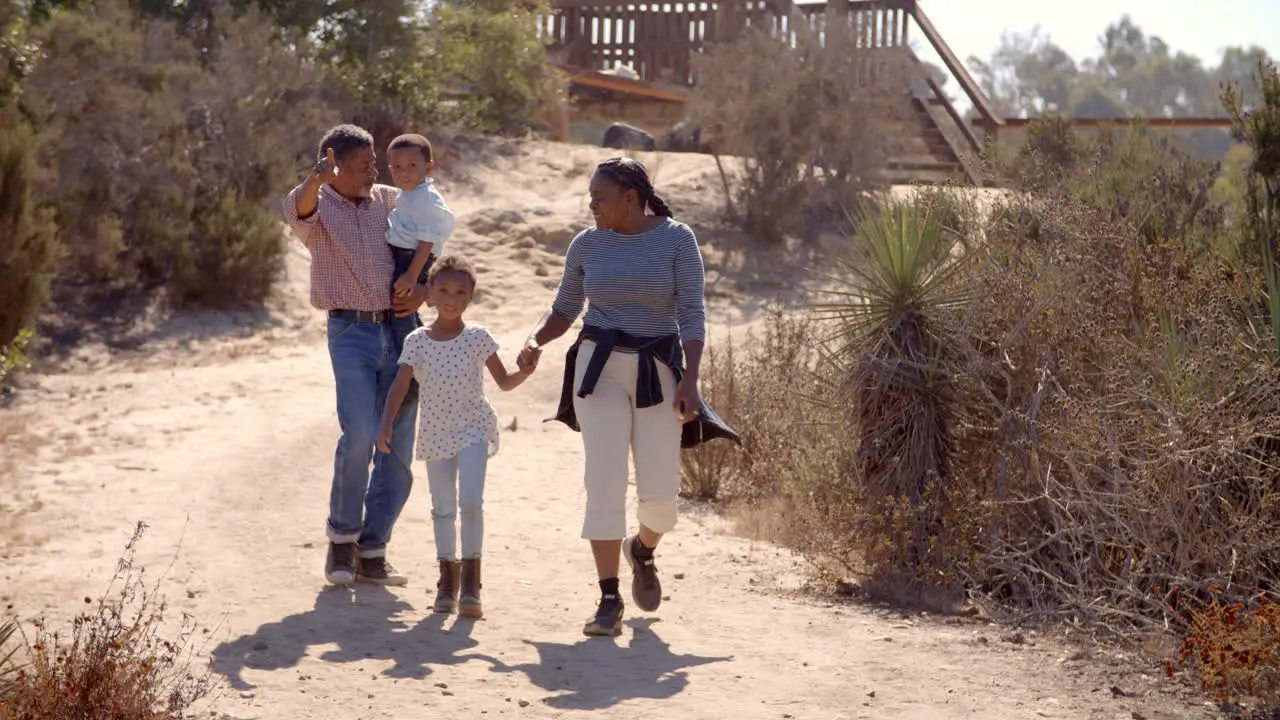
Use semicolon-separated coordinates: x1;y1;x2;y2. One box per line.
459;558;483;619
433;561;460;614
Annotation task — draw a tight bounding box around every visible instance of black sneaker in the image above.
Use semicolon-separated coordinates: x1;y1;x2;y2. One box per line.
357;556;408;586
325;542;357;586
624;535;662;612
583;593;625;637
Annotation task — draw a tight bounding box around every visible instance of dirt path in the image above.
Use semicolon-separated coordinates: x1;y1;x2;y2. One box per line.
0;141;1222;720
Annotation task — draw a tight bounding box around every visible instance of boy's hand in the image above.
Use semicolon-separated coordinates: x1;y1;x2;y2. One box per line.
392;283;428;317
376;426;393;454
393;272;415;298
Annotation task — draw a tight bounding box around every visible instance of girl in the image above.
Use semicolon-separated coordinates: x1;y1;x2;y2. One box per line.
523;157;738;637
377;254;538;619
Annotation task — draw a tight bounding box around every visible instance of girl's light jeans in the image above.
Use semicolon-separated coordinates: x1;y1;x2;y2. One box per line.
426;440;489;561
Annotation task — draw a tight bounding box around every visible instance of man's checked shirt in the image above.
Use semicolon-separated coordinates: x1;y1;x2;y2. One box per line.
283;183;401;312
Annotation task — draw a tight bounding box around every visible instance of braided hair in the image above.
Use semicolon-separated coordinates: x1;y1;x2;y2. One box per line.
594;157;673;218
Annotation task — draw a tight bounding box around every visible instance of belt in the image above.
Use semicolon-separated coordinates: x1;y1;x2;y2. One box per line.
328;309;392;323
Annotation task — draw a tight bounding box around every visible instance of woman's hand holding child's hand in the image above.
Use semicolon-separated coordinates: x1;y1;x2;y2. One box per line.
517;344;541;375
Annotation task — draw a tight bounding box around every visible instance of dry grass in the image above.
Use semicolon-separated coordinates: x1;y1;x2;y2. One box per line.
680;309;841;506
0;522;215;719
0;620;18;700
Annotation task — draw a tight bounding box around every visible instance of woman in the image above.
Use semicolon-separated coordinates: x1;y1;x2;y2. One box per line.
524;157;739;637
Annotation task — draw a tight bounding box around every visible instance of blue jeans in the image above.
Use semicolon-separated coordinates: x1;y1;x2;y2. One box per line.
389;248;430;350
326;315;418;557
426;441;490;561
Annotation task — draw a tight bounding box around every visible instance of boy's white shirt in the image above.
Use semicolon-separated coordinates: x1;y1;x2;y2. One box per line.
386;178;455;252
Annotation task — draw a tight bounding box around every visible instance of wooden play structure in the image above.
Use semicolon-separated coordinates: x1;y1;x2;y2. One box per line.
540;0;1233;186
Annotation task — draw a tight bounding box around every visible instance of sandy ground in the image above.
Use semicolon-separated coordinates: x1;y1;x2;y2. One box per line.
0;141;1223;720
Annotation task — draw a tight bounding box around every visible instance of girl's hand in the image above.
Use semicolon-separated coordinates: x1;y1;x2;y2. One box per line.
672;377;700;424
376;426;393;454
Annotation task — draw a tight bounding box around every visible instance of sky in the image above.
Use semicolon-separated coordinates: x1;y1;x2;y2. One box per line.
918;0;1279;68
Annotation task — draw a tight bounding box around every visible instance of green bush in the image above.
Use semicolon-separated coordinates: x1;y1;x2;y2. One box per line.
0;0;566;352
170;189;284;305
0;121;57;377
25;0;322;308
428;0;564;136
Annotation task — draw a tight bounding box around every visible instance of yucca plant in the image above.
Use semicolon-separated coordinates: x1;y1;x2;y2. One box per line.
1223;58;1280;354
0;618;23;701
814;194;973;573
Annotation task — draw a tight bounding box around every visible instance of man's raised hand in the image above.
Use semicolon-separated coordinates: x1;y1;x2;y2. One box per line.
311;147;339;185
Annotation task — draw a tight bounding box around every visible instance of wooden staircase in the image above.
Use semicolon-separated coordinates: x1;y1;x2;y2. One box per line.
542;0;1006;186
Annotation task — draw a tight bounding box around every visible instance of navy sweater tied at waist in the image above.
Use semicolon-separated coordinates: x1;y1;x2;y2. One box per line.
549;325;741;449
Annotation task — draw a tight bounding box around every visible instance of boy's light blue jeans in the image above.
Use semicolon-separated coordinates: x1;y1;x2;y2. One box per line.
427;441;489;561
326;315;418;558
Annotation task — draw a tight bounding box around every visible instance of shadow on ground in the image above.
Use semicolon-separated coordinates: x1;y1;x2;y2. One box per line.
485;618;732;711
211;585;488;690
212;589;730;710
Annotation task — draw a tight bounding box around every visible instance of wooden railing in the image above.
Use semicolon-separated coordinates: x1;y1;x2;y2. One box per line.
542;0;931;86
542;0;1002;139
544;0;1234;185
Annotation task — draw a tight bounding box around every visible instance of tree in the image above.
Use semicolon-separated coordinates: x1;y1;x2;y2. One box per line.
968;15;1273;160
968;27;1081;116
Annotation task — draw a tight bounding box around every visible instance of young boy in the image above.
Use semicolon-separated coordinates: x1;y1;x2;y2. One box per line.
385;133;455;298
377;255;540;619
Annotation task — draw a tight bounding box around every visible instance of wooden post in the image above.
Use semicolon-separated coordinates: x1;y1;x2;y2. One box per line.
826;0;850;52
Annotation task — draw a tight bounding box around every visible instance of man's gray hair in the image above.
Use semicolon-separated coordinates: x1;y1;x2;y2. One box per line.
318;124;375;163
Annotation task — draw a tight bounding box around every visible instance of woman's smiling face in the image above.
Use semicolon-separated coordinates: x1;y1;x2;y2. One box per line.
588;171;636;231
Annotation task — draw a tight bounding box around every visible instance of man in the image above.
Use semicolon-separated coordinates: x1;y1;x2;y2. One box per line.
282;123;425;587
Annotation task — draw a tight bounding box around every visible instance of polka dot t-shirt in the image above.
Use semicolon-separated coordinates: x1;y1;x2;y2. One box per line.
398;324;501;462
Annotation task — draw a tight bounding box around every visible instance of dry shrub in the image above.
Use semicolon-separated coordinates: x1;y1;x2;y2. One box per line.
689;11;912;241
1166;589;1280;710
0;522;213;719
929;121;1280;669
681;310;872;567
679;337;743;501
681;309;840;501
677;57;1280;707
706;110;1280;654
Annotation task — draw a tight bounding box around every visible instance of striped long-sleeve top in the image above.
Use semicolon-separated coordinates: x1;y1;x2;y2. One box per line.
551;218;706;343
